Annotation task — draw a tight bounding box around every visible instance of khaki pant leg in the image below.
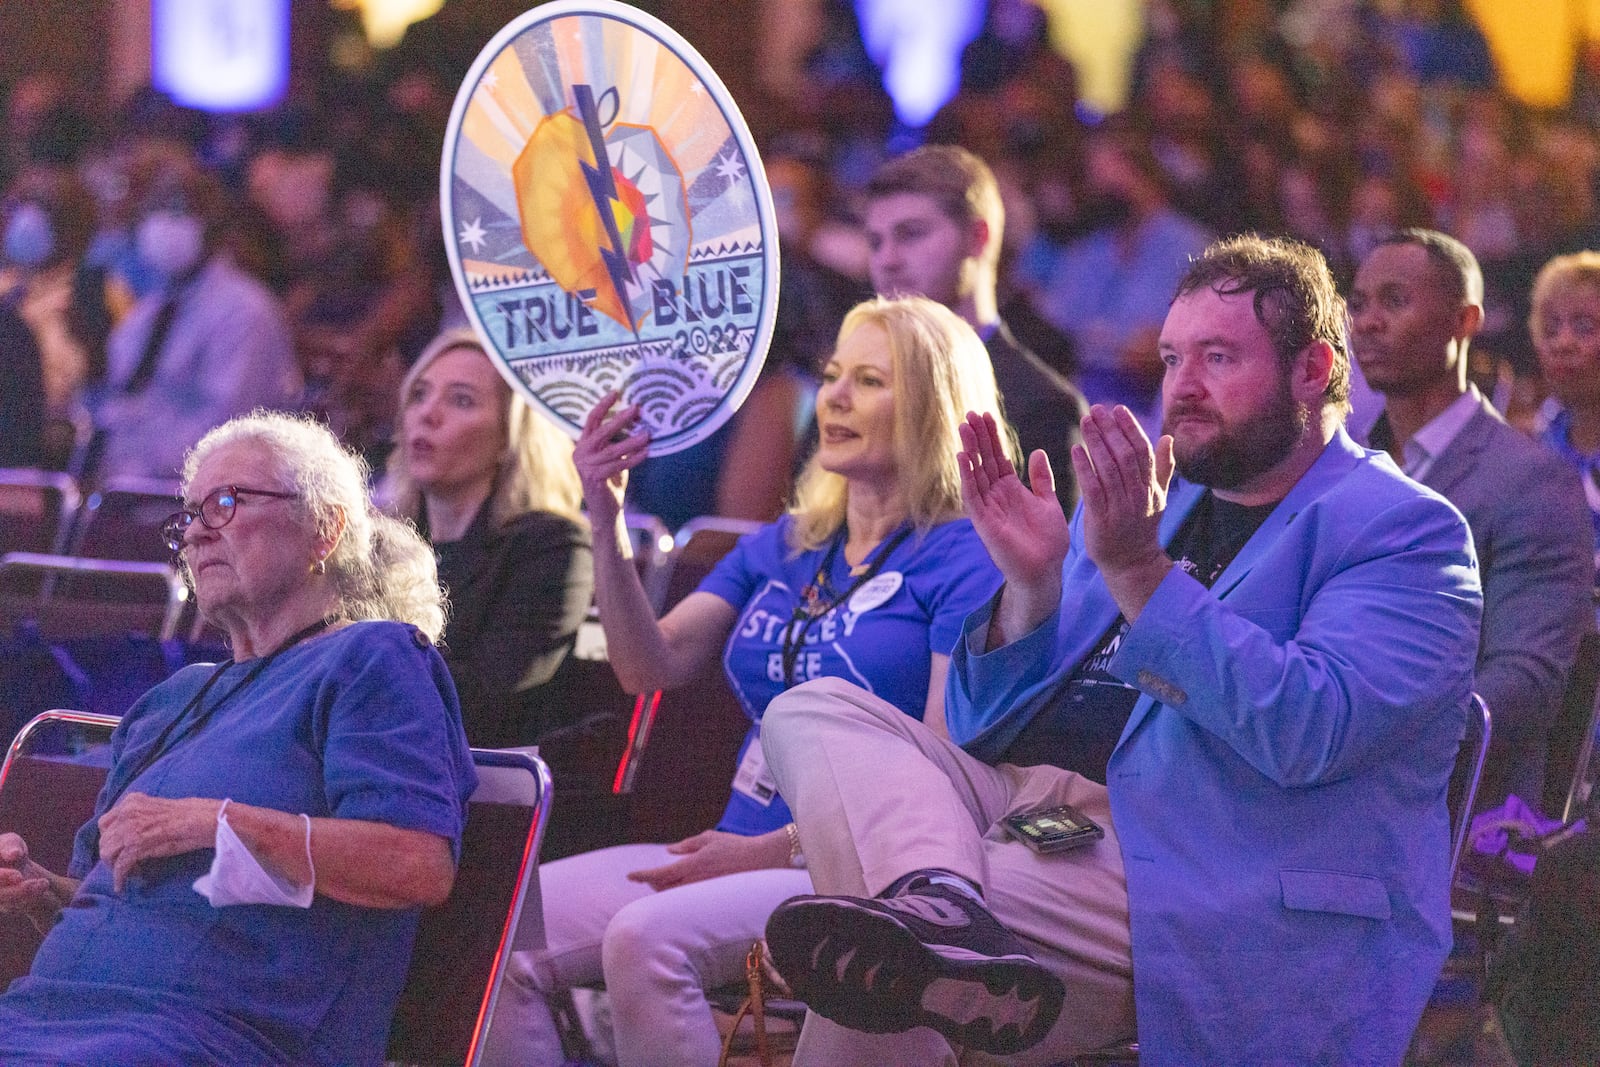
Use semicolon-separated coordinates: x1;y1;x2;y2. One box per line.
763;678;1135;1065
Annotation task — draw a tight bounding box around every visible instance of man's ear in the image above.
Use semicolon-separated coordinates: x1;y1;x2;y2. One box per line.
1455;301;1485;342
1293;341;1336;404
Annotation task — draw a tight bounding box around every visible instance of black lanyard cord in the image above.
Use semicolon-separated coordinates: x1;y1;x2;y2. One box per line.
780;524;913;687
106;616;340;808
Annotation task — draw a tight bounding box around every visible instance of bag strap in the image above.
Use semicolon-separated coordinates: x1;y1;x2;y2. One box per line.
717;941;776;1067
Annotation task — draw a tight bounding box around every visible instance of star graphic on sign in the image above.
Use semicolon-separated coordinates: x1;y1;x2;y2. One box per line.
482;68;500;90
690;81;705;95
714;150;745;183
458;217;488;254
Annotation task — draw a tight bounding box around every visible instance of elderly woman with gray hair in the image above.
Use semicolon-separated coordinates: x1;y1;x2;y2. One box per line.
0;411;476;1066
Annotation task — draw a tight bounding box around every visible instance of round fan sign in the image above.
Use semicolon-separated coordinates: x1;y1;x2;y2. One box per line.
441;0;778;456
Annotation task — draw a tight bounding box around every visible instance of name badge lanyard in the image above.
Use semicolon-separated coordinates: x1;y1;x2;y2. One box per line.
104;616;337;810
779;523;912;686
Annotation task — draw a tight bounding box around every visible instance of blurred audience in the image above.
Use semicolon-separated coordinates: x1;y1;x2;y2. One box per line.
0;165;109;466
89;152;299;483
862;144;1086;511
767;149;873;383
1018;121;1212;430
0;291;44;469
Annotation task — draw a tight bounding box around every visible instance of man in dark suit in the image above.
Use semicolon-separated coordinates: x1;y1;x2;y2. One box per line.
863;146;1088;511
1352;228;1594;808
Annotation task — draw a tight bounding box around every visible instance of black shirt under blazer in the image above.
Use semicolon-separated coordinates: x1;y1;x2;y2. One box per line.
428;502;595;748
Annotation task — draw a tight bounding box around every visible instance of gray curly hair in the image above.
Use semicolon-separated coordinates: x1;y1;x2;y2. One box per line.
181;411;446;641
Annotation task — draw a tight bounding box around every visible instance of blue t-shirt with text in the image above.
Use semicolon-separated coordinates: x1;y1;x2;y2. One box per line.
698;515;1000;835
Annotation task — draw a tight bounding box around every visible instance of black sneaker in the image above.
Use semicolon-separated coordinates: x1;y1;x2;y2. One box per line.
764;881;1065;1055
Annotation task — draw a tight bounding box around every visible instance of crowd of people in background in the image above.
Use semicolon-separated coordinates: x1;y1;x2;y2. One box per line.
0;0;1597;518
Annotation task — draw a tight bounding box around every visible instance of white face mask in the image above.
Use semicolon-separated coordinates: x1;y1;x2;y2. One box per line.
135;210;206;280
192;800;314;909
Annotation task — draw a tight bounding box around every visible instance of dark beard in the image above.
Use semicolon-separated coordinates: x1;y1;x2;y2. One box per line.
1167;383;1310;490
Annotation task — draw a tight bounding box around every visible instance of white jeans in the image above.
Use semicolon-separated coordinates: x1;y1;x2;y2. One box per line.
761;677;1137;1066
482;842;812;1067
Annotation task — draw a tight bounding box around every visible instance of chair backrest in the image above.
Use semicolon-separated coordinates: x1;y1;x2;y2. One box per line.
66;477;180;564
1449;693;1493;881
0;552;188;640
386;748;552;1067
0;710;117;988
630;662;752;846
1545;630;1600;823
0;468;79;556
623;512;673;613
658;516;761;611
529;617;657;859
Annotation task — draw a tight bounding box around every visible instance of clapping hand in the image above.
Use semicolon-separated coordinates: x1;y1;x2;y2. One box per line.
957;411;1070;586
958;412;1071;644
1072;404;1174;616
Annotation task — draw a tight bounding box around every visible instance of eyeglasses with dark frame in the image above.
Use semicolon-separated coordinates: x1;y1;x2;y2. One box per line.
162;485;299;552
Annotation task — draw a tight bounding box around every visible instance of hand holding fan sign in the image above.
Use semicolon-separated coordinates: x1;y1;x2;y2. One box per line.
441;1;778;457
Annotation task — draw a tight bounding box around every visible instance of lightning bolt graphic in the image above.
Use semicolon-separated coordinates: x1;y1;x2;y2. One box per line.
573;84;640;335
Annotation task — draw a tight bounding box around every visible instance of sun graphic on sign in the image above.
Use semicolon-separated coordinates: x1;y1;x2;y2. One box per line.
610;169;653;263
510;94;689;334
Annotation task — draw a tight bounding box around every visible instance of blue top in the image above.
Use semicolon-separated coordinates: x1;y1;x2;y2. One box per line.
698;515;1000;835
1540;406;1600;574
0;621;477;1067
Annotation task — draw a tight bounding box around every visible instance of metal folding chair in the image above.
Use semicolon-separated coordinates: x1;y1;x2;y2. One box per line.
0;468;80;556
0;551;188;640
0;710;119;987
65;476;181;564
1450;693;1493;881
387;748;553;1067
1543;630;1600;824
658;515;761;611
623;512;673;613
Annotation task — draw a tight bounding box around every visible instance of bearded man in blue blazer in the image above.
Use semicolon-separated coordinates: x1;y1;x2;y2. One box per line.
759;235;1483;1066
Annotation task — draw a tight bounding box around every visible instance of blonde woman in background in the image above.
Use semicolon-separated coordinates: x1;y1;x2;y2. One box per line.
388;328;594;747
1532;251;1600;581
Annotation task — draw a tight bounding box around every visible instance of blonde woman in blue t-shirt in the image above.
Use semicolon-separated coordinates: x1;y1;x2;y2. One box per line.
485;296;1019;1066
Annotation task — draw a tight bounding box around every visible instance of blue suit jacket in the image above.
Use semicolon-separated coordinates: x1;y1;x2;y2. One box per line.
948;428;1483;1065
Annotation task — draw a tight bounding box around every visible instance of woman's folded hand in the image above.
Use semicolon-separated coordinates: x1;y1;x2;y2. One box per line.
625;828;790;892
97;793;222;893
0;832;72;932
